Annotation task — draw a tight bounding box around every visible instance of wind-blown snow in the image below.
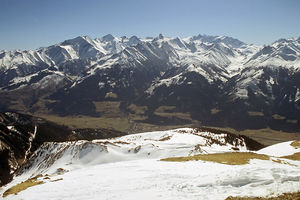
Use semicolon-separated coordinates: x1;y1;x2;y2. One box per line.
12;128;248;177
2;157;300;200
295;88;300;102
1;128;300;200
258;141;300;157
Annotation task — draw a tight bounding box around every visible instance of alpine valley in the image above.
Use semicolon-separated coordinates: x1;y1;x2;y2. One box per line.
1;34;300;132
1;33;300;199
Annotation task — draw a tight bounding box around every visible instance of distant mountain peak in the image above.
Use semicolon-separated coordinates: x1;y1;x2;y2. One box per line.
158;33;164;39
61;35;91;46
0;34;300;133
128;36;141;45
101;34;115;41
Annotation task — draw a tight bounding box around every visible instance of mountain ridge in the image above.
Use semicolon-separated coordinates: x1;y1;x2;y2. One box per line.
0;34;300;131
0;111;127;186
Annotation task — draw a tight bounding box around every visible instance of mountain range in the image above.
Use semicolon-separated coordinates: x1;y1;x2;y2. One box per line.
1;34;300;131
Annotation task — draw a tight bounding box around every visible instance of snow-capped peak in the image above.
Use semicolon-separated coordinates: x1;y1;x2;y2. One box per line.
187;34;245;48
101;34;115;42
245;36;300;69
158;33;164;39
128;36;142;46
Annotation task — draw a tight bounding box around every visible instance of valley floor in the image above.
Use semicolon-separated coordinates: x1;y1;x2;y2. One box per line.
36;114;300;146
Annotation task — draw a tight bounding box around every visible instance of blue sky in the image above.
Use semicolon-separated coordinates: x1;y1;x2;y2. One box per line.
1;0;300;50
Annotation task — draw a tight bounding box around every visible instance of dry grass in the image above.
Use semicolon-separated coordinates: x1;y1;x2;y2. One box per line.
37;113;197;133
161;152;270;165
93;101;122;117
3;175;44;198
248;111;264;117
272;114;286;120
211;108;221;114
226;192;300;200
203;126;300;146
2;173;64;197
286;119;298;124
113;141;131;145
154;112;192;121
130;115;148;121
158;135;172;141
239;128;300;146
282;152;300;161
34;114;300;145
127;104;148;121
37;114;131;131
290;140;300;149
154;106;176;113
153;106;192;121
50;178;63;182
128;104;147;115
271;159;297;167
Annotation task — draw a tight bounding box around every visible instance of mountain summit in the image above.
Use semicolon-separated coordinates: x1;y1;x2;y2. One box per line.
0;34;300;131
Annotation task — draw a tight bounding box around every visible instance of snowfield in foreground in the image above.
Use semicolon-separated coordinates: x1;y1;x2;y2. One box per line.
1;128;300;200
3;159;300;200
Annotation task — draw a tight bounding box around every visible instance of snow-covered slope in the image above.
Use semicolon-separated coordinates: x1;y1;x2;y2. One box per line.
5;158;300;200
15;128;250;177
1;34;300;131
1;128;300;200
246;37;300;69
1;34;298;90
0;34;255;91
227;37;300;100
0;34;298;94
258;140;300;157
0;112;73;186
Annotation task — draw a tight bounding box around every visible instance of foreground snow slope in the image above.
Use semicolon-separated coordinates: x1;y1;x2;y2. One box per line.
1;128;300;200
13;128;250;177
258;140;300;157
3;159;300;200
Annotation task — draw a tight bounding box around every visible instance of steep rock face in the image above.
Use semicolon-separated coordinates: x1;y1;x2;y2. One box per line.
0;35;300;131
0;112;71;186
0;112;126;186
